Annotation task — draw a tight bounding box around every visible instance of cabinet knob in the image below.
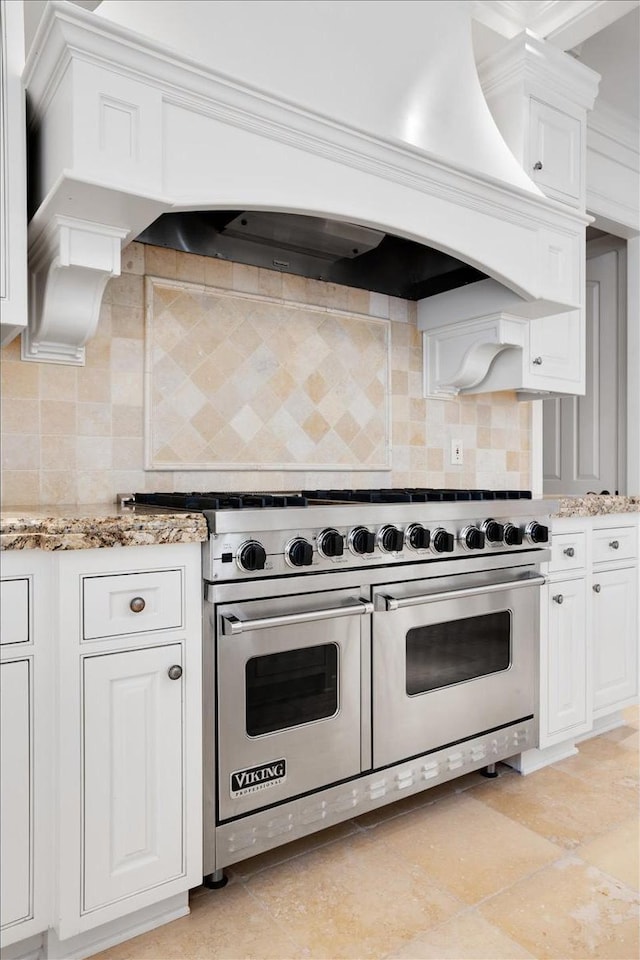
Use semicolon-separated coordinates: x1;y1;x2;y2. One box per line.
129;596;146;613
553;594;564;604
532;356;543;366
167;664;183;680
563;546;575;557
533;161;543;171
609;540;620;550
593;583;601;593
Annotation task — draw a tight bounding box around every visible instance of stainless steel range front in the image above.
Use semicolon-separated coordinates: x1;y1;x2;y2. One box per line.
128;488;554;887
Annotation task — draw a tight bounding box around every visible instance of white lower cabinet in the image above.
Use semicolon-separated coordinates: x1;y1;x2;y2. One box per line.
0;660;32;931
83;644;185;912
543;577;588;743
1;542;202;958
592;565;638;714
527;514;638;773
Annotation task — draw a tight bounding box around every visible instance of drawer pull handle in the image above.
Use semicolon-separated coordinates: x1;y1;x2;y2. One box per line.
532;356;543;365
553;594;564;604
609;540;620;550
563;547;575;557
593;583;601;593
129;596;146;613
168;665;183;680
533;161;543;171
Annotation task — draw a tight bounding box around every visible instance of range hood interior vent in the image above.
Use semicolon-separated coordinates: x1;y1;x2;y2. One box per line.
136;211;487;301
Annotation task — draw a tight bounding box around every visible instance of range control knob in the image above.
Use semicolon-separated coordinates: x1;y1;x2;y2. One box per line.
525;521;549;545
318;528;344;558
378;525;404;553
482;519;505;544
287;538;314;567
461;525;486;551
503;523;523;546
349;526;376;555
406;523;430;550
237;540;267;572
431;528;455;554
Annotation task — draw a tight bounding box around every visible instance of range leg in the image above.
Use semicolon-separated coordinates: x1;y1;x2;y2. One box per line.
481;762;498;778
204;870;228;889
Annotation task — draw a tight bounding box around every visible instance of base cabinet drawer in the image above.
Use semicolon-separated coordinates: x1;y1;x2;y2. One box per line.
592;526;637;565
82;644;185;912
549;532;586;574
0;660;32;931
83;570;183;640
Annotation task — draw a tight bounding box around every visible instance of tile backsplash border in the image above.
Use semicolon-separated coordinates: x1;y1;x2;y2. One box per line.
0;242;532;506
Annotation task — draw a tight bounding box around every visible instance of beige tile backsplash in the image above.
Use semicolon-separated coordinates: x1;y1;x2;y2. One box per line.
0;243;531;506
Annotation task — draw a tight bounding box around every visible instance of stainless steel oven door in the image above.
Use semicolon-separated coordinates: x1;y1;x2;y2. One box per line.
215;588;371;821
372;568;544;768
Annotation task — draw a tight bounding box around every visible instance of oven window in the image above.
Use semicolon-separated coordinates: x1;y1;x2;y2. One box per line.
245;644;339;736
406;611;511;695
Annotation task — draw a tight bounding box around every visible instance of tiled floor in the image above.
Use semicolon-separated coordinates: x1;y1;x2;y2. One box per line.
94;708;639;960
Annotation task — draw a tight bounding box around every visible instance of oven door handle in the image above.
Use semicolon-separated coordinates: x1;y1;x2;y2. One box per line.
221;600;374;635
379;574;547;611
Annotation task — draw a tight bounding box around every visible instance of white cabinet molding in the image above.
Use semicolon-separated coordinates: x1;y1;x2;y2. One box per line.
21;216;127;365
22;2;589;363
0;0;28;346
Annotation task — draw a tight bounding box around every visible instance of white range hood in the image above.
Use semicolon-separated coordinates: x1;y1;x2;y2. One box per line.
23;0;588;371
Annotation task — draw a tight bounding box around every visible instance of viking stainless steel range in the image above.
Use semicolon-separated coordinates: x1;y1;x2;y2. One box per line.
129;487;554;887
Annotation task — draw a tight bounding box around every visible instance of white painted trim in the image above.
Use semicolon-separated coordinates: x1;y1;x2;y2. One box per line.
45;893;189;960
472;0;640;48
505;740;579;775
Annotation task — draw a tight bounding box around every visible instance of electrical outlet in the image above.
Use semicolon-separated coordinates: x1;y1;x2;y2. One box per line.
450;438;463;465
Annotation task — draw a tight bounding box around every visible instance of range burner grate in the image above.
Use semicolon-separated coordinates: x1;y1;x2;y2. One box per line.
130;487;532;511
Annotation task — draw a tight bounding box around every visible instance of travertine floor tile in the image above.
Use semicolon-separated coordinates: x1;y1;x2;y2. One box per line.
91;884;305;960
369;792;561;905
245;830;462;959
479;856;640;960
472;764;638;848
576;817;640;890
623;705;640;729
385;911;535;959
554;735;639;790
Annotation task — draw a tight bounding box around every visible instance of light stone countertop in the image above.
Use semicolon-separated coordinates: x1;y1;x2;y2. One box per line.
551;495;640;518
0;504;209;551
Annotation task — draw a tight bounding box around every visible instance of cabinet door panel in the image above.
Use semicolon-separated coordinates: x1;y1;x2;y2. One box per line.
544;579;588;742
529;99;581;202
0;660;31;929
529;311;582;385
83;645;184;912
593;567;638;713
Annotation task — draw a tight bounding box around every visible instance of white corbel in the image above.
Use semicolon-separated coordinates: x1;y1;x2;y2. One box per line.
22;216;128;365
422;314;528;399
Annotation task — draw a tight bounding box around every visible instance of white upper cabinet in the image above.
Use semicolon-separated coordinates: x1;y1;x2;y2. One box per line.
478;30;600;212
0;0;28;345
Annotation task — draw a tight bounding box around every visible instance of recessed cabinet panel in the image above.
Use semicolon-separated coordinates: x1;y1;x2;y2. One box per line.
593;567;638;713
529;99;581;204
549;533;586;574
0;579;29;645
83;570;183;640
82;644;184;911
0;660;31;929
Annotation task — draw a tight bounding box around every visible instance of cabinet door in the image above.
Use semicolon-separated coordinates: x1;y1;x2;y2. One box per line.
543;578;588;744
528;311;583;388
529;98;581;204
83;645;184;912
0;660;31;931
592;567;638;714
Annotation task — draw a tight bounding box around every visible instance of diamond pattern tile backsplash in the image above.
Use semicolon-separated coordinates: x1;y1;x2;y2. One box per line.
0;242;532;506
146;279;390;470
